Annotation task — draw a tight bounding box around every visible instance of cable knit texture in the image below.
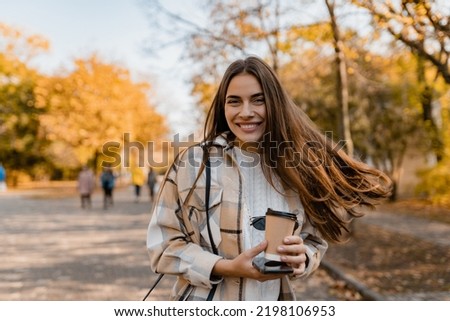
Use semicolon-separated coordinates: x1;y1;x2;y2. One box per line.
234;147;290;300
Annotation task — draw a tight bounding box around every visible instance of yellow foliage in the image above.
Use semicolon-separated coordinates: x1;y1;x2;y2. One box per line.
191;76;219;113
416;160;450;206
416;87;450;205
0;23;49;60
36;54;168;167
288;23;333;44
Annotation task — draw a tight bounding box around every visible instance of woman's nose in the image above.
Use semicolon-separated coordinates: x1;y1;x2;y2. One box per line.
240;101;254;117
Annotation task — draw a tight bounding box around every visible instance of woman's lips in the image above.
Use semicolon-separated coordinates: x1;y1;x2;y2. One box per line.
237;122;262;132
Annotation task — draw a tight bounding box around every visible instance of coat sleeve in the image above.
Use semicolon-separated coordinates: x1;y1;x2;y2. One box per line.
295;215;328;279
146;155;223;289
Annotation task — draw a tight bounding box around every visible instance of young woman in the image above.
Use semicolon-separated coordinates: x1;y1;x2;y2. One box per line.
147;56;391;300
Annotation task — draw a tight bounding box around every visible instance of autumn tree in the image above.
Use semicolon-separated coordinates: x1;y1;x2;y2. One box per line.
324;0;354;156
144;0;297;113
0;23;51;184
353;0;450;201
416;95;450;205
36;55;167;172
353;0;449;162
353;0;449;84
355;51;428;200
281;17;435;200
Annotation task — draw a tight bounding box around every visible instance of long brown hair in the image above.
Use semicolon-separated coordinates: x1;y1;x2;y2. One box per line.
204;56;392;243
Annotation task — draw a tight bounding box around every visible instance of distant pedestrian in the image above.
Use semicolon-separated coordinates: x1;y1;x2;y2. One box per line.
131;166;145;202
77;165;95;209
0;163;6;192
100;167;115;209
147;166;157;202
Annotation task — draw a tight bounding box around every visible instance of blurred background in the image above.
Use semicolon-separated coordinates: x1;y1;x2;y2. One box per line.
0;0;449;203
0;0;449;301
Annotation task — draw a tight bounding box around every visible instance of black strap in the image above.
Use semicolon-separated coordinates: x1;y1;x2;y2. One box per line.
143;149;217;301
142;273;164;301
205;156;218;255
204;156;218;300
207;284;217;301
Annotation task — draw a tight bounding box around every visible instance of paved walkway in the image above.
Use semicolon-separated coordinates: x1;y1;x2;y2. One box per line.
0;187;343;301
363;209;450;247
1;187;448;301
0;187;153;300
363;209;450;300
325;208;450;301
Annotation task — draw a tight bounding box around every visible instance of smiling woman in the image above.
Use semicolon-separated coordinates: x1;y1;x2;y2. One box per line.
224;73;267;147
146;55;392;301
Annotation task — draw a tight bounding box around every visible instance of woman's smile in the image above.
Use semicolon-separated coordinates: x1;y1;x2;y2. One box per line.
225;73;266;144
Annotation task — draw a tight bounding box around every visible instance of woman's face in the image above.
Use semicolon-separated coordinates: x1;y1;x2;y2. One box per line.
224;73;266;146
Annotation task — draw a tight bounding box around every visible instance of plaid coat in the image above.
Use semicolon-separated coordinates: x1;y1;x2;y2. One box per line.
147;134;328;300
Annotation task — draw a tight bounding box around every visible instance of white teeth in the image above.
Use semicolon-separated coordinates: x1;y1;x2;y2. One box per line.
240;124;257;129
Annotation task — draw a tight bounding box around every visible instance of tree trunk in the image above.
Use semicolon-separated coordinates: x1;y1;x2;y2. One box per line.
417;55;444;162
325;0;354;158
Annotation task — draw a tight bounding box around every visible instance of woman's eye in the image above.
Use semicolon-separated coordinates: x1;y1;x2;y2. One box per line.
226;100;240;105
253;98;265;105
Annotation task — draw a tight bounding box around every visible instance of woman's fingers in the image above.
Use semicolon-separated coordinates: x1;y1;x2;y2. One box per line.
232;241;284;281
278;236;307;273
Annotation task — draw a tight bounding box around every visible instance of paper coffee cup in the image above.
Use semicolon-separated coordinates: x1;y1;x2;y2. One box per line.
264;208;298;261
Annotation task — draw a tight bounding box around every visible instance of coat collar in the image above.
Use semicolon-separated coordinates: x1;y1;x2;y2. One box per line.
201;132;235;151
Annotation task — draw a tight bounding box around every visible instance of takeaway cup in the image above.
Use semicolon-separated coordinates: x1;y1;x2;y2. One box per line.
264;208;298;262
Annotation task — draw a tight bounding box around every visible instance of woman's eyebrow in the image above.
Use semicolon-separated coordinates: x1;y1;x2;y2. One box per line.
251;93;264;98
226;93;264;99
226;95;241;99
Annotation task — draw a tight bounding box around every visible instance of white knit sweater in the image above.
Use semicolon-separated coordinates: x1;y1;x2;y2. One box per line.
234;147;290;300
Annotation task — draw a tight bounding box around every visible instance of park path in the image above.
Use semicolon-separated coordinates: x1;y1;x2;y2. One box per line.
363;209;450;247
2;185;448;301
0;186;342;301
0;187;153;300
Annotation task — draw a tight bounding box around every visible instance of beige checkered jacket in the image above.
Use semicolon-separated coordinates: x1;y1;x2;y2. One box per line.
147;133;328;300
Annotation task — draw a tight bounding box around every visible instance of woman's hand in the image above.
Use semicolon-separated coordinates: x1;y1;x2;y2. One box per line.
278;235;307;276
212;240;283;282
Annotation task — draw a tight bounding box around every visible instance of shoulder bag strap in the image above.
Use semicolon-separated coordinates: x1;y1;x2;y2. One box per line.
143;149;218;301
142;273;164;301
205;155;218;301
